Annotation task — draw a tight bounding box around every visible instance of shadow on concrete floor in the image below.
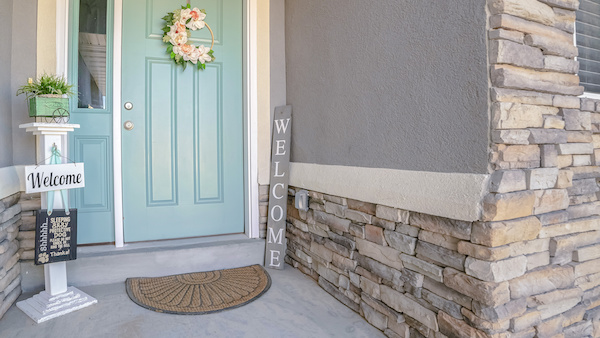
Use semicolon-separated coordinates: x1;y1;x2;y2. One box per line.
0;264;384;338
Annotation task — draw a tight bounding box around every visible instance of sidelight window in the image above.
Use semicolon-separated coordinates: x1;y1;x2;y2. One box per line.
576;0;600;94
76;0;108;109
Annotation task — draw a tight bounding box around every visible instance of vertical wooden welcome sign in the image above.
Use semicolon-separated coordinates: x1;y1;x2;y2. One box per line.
265;106;292;269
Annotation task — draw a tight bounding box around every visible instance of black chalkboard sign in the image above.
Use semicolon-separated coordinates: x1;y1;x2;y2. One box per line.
34;209;78;265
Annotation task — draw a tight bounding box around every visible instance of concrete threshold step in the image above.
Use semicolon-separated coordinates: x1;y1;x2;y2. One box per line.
21;234;266;293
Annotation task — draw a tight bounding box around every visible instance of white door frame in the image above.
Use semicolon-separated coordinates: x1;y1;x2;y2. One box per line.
57;0;260;248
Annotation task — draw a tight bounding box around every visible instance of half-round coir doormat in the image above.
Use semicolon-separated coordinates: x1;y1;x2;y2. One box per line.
125;264;271;315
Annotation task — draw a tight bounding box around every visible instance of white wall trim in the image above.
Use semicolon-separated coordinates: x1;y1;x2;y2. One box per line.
246;0;260;238
56;0;69;77
289;163;489;222
580;92;600;100
113;0;124;247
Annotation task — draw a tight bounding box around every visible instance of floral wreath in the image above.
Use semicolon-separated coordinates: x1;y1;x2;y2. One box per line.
162;4;215;70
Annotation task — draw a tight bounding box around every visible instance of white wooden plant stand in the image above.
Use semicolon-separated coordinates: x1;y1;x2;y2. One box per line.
16;123;97;323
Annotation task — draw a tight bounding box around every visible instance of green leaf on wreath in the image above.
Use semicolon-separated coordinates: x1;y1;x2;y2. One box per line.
200;9;206;14
182;62;187;71
167;45;173;52
171;51;176;59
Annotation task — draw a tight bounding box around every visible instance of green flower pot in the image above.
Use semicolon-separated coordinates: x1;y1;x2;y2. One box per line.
28;96;69;118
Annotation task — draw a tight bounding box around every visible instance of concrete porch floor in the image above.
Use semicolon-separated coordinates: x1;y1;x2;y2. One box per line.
0;265;384;338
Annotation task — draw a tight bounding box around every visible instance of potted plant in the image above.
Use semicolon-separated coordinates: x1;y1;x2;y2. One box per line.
16;74;75;118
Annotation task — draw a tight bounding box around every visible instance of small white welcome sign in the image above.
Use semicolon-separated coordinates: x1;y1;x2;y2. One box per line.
25;164;85;193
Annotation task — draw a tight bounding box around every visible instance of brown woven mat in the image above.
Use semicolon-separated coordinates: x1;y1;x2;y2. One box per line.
125;264;271;315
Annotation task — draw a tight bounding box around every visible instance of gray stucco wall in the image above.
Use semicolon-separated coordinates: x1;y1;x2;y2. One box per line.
285;0;489;174
271;0;286;114
0;1;14;168
10;0;37;166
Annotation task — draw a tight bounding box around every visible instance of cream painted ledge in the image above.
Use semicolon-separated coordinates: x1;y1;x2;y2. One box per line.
0;166;26;199
289;163;490;222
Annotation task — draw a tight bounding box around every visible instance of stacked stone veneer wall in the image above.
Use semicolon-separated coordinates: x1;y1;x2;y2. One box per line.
0;192;41;320
0;193;22;319
259;185;269;239
285;187;600;337
285;1;600;336
486;0;600;336
16;193;41;263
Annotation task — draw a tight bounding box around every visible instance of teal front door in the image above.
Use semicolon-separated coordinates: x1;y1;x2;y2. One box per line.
121;0;244;242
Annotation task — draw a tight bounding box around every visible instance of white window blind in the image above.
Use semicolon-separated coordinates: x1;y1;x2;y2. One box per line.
577;0;600;93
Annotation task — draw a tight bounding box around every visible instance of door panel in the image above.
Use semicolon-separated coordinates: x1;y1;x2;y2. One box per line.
121;0;244;242
146;59;177;206
69;0;115;245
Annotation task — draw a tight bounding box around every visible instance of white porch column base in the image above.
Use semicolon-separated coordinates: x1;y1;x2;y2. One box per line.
16;286;98;324
18;123;96;323
44;262;68;295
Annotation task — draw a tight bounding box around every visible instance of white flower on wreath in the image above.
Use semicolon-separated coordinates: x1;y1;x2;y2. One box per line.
179;8;206;30
187;8;207;30
179;8;192;22
177;44;211;65
197;45;212;64
171;33;188;46
179;44;196;61
167;22;188;46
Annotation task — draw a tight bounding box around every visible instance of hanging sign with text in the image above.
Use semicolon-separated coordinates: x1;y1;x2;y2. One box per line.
34;209;78;265
25;163;85;194
265;105;292;270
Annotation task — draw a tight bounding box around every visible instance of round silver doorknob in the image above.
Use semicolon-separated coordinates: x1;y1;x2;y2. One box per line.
124;121;134;131
124;102;133;110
